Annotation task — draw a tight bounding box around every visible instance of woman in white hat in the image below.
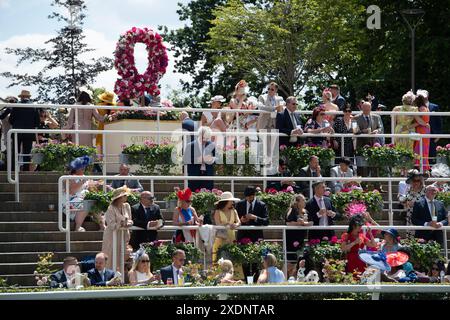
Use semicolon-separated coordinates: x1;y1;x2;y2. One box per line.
212;191;241;262
102;186;134;270
202;95;226;127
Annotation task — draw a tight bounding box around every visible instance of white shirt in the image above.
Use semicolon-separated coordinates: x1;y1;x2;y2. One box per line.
314;196;328;226
97;269;106;282
172;264;181;285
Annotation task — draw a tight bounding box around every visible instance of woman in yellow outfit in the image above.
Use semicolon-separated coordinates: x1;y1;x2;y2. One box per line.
96;92;115;154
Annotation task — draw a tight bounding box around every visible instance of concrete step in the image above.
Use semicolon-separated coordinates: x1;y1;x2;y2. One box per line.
0;212;58;222
0;241;102;253
0;221;100;232
0;202;55;212
0;262;64;275
0;251;99;264
2;274;48;287
0;231;103;242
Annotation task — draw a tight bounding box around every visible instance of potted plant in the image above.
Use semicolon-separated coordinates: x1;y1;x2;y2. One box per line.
436;145;450;165
164;190;179;211
121;141;175;175
399;238;445;273
330;189;383;216
257;188;296;222
280;145;336;175
192;189;223;216
356;143;414;172
435;192;450;211
142;241;203;271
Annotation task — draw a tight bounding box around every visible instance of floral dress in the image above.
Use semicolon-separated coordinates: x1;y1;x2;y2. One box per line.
393;105;418;152
403;187;425;238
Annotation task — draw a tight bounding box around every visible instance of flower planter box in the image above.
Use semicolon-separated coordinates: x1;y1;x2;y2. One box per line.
120;153;145;165
83;200;97;213
32;153;44;164
355;156;369;167
436;156;447;165
165;199;178;211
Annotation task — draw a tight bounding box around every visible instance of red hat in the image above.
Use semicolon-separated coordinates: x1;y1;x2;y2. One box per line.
177;188;192;202
386;252;409;267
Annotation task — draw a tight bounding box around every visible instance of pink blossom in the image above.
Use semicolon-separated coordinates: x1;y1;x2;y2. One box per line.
330;236;338;244
285;186;294;193
446;144;450;149
345;201;367;218
373;143;382;148
121;144;127;150
418;238;426;244
436;146;443;152
239;238;252;245
322;237;329;242
388;143;395;148
293;241;300;248
279;145;287;151
37;280;43;286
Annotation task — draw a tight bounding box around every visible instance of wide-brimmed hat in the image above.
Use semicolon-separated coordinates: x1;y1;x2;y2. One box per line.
386;252;409;268
406;169;428;184
69;156;92;171
215;192;240;205
98;92;115;105
111;186;131;202
18;90;31;98
358;250;391;272
208;95;226;104
381;228;399;242
4;96;18;103
177;188;192;202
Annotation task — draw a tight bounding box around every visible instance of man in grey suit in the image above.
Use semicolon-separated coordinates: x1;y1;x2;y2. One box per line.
257;82;285;131
329;157;354;193
107;164;144;192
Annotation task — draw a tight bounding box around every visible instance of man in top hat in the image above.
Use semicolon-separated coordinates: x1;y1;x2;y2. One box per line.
257;82;285;131
202;95;226;127
417;89;442;163
9;90;40;171
130;191;165;250
412;185;448;246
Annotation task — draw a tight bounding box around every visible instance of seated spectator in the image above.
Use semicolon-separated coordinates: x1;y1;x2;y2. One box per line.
216;258;243;284
173;188;200;243
329;157;354;193
257;253;285;284
128;250;159;286
107;164;144;193
286;194;312;261
160;249;186;285
341;215;377;274
295;253;319;283
267;159;300;193
380;229;401;254
304;106;334;147
412;185;448;246
298;156;324;196
87;252;121;287
130;191;164;251
427;259;446;283
50;256;80;288
306;182;339;240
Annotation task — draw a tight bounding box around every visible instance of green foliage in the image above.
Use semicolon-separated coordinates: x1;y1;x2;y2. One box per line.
83;191;140;213
32;142;97;172
436;192;450;208
34;253;59;287
143;242;203;271
280;146;335;175
257;191;295;221
357;144;415;170
305;239;343;271
215;148;260;177
400;238;445;273
0;0;113;104
121;143;175;175
191;191;220;217
106;110;180;122
330;189;383;216
216;241;282;267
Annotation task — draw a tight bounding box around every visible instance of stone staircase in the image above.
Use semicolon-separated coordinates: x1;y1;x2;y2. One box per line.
0;172;410;287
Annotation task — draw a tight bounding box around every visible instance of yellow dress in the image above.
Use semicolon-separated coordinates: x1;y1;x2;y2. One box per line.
393;105;418;151
95;105;109;150
212;209;239;262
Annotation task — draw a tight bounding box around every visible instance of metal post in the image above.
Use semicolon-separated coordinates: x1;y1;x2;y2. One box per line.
121;229;125;283
309;181;313;199
150;179;154;195
391;115;396;145
444;230;448;262
282;228;288;278
102;133;107;192
65;179;71;253
75;108;79;145
112;229;117;272
341;136;345;159
388;181;393;225
157;110;160;145
419;137;424;173
411;28;415;92
231;180;235;195
14;132;19;202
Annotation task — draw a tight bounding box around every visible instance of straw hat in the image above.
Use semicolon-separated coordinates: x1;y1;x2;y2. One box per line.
111;186;131;202
214;192;240;205
98;92;116;105
18;90;31;98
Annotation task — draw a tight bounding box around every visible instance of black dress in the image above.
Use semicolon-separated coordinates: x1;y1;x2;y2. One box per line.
333;117;354;158
286;207;308;261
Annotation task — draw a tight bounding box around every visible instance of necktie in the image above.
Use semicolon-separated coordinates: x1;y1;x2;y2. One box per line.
290;113;297;128
100;271;104;282
312;171;317;177
430;201;436;218
319;198;324;210
145;207;150;219
248;202;253;215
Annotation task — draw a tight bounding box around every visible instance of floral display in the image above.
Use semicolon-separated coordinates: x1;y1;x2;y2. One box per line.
216;240;282;267
33;253;58;287
142;242;203;271
164;188;223;217
114;27;169;101
105;99;180;122
356;143;414;171
83;190;141;214
280;145;336;175
436;144;450;164
345;201;368;219
305;237;343;270
399;238;445;272
257;189;296;221
330;189;383;216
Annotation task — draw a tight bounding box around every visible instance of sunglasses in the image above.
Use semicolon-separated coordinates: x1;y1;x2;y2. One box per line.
140;260;150;263
432;267;439;271
269;88;277;91
344;110;352;113
319;113;326;116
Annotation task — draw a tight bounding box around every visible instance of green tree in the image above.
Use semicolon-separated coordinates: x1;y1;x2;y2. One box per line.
0;0;113;104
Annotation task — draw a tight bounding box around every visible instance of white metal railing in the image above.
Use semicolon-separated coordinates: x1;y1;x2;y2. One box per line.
1;284;450;300
58;175;450;280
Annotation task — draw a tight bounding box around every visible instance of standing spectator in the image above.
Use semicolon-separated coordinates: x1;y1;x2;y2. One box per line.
366;91;379;111
333;104;354;159
340;215;377;274
257;253;285;284
87;252;121;287
202;95;226;127
37;109;59;145
298;156;324;196
257;82;285;131
130;191;164;251
107;163;144;192
329;157;354;193
321;88;339;124
412;185;448;246
102;186;133;270
173;188;200;243
306;182;339;241
128;250;158;286
9;90;40;171
285;194;312;261
212;192;241;262
392;91;417;152
413;95;431;171
95;91;115;155
1;97;17;167
417;90;441;164
160;249;186;285
304;106;334;147
398;169;427;238
181;111;197;144
183;126;216;192
329;84;346;111
276;96;303;147
267;159;300;193
50;256;79;288
63;87;104;147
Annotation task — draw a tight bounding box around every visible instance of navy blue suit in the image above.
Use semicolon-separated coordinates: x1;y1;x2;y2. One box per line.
182;117;197;144
87;268;116;286
276;109;303;147
50;270;68;288
428;102;442;159
235;199;269;242
306;196;339;240
412;196;448;246
160;265;175;285
333;95;347;111
183;140;215;191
